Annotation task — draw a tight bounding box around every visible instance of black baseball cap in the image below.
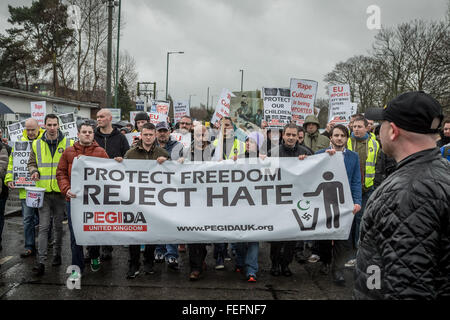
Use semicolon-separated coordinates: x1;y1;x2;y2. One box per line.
365;91;443;134
156;121;169;131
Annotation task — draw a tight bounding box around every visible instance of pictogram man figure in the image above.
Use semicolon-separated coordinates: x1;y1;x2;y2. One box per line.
303;171;344;229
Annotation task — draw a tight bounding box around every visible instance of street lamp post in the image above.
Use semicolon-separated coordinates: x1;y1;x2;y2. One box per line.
239;69;244;92
165;51;184;101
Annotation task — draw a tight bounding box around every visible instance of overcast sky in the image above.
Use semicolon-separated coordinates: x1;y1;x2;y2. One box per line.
1;0;448;107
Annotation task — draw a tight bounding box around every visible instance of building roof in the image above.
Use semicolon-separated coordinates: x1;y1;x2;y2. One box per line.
0;86;100;109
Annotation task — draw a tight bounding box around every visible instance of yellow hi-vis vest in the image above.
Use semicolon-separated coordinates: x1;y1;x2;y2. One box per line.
32;137;74;192
347;136;379;188
213;137;245;160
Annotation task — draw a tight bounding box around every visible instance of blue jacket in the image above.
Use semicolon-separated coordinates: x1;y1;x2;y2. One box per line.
440;144;450;161
316;147;362;206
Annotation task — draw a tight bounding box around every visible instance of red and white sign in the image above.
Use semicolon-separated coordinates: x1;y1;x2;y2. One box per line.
149;112;168;126
171;132;191;148
328;85;352;125
31;101;46;127
211;88;235;125
289;79;318;126
174;101;190;124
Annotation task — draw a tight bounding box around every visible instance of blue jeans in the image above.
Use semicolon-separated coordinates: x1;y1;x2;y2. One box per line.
0;198;6;245
67;201;99;272
155;244;179;260
67;201;85;272
21;199;39;251
235;242;259;276
353;187;374;249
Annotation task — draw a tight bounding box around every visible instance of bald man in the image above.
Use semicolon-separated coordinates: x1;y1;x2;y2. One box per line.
5;118;44;258
93;109;130;261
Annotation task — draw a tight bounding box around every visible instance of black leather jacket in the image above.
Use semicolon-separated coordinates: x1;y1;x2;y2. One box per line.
354;148;450;299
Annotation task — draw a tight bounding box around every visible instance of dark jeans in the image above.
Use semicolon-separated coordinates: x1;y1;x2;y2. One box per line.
67;201;99;273
317;239;352;272
213;243;227;260
188;243;207;272
129;244;155;266
270;241;296;267
0;198;6;245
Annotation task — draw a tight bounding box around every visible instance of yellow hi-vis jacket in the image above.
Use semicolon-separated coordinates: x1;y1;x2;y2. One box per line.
31;136;74;193
5;128;45;199
347;135;380;189
212;137;245;160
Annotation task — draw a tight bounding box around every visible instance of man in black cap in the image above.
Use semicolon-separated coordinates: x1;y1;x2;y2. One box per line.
354;91;450;299
153;121;183;270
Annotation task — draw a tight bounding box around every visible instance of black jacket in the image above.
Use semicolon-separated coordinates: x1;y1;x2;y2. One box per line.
94;127;130;158
354;148;450;299
271;142;313;158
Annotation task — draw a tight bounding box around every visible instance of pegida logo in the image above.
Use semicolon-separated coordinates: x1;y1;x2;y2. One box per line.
83;211;148;232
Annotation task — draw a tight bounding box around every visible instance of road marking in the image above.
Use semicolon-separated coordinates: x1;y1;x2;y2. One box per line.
0;256;14;265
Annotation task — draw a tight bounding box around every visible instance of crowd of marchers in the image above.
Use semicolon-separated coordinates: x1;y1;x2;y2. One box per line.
0;91;448;300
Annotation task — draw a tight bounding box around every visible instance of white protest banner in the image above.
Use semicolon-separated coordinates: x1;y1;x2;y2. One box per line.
174;101;190;124
106;108;121;122
211;88;235;126
7;121;24;142
12;141;35;187
70;154;354;245
171;131;191;148
31;101;46;127
58;113;77;139
149;112;168;125
262;87;292;128
125;132;141;146
290;79;318;126
328;84;351;125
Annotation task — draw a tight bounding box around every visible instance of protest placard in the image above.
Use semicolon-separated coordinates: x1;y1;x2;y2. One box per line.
31;101;46;127
262;87;292;128
149;112;168;125
58;113;78;139
328;84;352;125
230;91;263;129
106;108;121;122
290;79;318;126
71;154;354;245
174;101;190;124
7;121;24;142
171;131;191;148
12;141;35;187
125;132;141;146
149;100;170;115
211;88;235;126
